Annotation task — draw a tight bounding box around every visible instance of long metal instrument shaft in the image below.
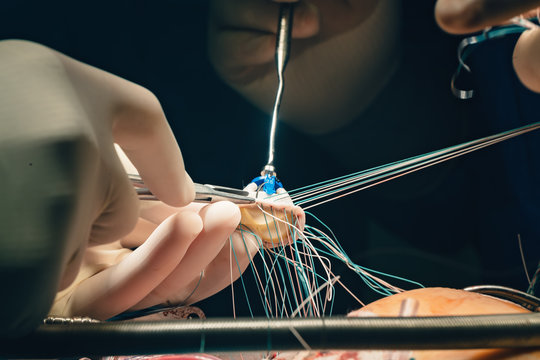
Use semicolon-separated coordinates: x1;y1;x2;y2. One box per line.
3;314;540;357
264;3;294;175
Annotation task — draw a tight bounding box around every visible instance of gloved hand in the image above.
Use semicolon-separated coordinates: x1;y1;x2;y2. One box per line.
50;147;260;320
0;39;245;335
51;199;259;320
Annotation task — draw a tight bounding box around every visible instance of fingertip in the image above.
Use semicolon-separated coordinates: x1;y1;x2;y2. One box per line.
200;201;241;233
244;182;258;193
169;210;204;240
177;171;196;206
226;201;242;224
513;27;540;93
434;0;483;34
293;2;320;38
148;170;195;208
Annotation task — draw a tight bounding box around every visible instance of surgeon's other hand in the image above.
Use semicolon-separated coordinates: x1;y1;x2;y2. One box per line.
435;0;540;93
208;0;400;134
51;200;259;320
0;39;193;336
435;0;540;34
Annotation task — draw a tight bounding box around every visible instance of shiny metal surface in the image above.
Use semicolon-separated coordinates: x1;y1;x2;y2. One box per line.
129;174;255;204
265;3;294;174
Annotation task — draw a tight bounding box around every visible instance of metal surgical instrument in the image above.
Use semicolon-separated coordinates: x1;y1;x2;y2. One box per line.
129;174;255;205
465;285;540;312
263;3;294;176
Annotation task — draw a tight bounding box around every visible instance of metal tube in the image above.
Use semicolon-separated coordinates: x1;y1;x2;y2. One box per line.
265;3;294;174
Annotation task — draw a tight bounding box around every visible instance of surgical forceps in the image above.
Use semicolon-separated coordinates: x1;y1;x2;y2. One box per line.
129;174;255;205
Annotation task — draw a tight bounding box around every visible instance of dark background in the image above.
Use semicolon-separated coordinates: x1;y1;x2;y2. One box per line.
1;1;539;316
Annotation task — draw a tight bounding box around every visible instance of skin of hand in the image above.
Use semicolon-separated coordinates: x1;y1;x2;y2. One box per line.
513;24;540;92
435;0;540;34
51;200;260;320
208;0;402;134
434;0;540;93
0;39;197;335
49;148;259;320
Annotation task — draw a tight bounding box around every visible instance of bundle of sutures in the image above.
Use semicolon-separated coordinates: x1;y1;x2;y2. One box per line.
230;211;419;319
283;121;540;210
228;181;423;319
230;120;540;319
225;10;540;321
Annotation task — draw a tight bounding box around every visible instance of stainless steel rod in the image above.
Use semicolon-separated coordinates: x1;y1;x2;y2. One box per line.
265;3;294;174
2;314;540;358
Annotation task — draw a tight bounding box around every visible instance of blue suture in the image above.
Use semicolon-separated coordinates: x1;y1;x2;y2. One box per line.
251;174;283;195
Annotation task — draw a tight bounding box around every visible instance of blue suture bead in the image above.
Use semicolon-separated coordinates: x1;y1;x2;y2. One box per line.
250;174;283;195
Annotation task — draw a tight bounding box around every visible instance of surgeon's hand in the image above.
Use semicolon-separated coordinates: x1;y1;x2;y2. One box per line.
208;0;400;134
51;199;259;320
435;0;540;34
0;39;196;335
435;0;540;93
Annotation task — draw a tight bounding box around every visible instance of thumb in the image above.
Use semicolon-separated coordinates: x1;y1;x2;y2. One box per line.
513;27;540;93
55;42;193;207
435;0;540;34
111;84;194;207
